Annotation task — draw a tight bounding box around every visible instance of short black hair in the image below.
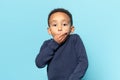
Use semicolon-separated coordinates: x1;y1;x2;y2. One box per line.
48;8;73;27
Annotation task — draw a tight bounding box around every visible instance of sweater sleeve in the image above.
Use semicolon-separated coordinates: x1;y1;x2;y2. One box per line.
69;34;88;80
35;39;59;68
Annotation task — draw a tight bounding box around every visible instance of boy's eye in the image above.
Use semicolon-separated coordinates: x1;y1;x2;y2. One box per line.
52;24;57;27
63;23;68;26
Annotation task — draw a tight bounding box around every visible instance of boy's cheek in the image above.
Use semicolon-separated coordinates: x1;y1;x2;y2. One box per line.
62;30;70;34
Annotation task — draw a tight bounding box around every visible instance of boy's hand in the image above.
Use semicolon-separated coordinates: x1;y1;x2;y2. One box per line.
53;33;68;44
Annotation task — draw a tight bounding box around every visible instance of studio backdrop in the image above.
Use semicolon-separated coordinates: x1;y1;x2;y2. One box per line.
0;0;120;80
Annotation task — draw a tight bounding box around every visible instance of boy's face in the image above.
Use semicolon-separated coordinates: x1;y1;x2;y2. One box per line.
48;12;74;37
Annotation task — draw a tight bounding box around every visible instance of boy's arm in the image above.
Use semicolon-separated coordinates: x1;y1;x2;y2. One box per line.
35;39;59;68
69;34;88;80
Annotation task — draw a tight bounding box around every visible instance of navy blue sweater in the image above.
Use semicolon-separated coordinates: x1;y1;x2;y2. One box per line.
35;34;88;80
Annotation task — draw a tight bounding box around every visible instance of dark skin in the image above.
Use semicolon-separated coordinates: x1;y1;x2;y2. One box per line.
48;12;74;44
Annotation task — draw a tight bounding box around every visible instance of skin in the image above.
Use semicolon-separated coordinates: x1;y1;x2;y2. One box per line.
48;12;74;44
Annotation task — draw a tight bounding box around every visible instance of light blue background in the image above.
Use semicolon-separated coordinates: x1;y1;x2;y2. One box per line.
0;0;120;80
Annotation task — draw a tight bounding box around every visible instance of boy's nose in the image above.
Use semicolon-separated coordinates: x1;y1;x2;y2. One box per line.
58;26;62;31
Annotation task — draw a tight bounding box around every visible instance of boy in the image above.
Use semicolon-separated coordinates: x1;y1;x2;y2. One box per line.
35;8;88;80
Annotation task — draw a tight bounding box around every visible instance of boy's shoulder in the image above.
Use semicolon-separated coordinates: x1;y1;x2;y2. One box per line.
43;39;52;44
70;34;80;38
70;34;81;41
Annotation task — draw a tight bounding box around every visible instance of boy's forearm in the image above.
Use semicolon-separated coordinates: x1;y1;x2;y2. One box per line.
35;40;59;68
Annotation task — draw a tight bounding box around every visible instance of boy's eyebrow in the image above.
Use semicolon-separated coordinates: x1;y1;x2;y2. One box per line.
50;20;57;22
49;20;57;24
61;19;70;22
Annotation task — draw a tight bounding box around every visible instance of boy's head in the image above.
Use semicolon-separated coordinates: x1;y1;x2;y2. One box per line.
47;8;74;37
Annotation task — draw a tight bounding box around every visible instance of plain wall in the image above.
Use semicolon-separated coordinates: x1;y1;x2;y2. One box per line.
0;0;120;80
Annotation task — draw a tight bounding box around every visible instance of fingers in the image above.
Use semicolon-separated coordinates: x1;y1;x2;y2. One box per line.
54;33;68;44
59;33;67;43
60;32;68;37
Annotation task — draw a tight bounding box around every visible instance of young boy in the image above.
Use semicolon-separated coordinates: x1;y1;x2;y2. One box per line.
35;8;88;80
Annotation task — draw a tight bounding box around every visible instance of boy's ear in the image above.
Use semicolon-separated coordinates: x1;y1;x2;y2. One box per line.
47;27;51;35
70;26;75;33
